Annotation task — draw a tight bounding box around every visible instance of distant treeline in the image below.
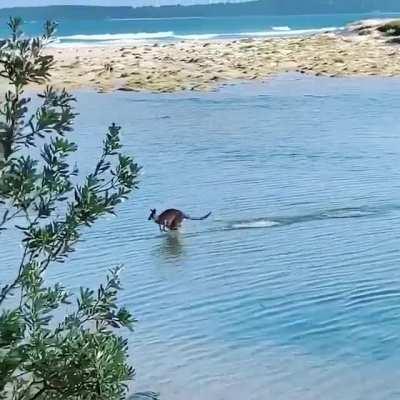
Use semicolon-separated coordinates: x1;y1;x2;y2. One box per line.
1;1;400;20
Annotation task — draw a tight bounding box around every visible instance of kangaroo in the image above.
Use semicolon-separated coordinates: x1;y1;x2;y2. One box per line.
148;208;211;231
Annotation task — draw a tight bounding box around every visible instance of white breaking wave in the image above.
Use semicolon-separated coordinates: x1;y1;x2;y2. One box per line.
58;31;175;41
237;26;341;37
176;26;341;39
54;26;342;46
272;26;291;31
175;33;220;40
108;16;207;21
49;40;102;48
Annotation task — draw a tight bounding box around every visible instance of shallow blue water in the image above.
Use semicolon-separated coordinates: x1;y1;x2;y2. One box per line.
3;75;400;399
1;13;400;44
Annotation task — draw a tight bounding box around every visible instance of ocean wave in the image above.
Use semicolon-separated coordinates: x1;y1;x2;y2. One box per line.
272;26;291;31
58;31;175;41
108;16;207;21
182;26;341;39
237;26;341;36
49;40;100;48
175;33;220;40
55;26;342;45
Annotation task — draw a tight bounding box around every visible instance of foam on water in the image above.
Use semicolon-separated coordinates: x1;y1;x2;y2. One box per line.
175;33;220;40
55;26;342;46
58;31;175;41
108;16;208;21
272;26;291;31
234;26;340;38
225;206;380;232
230;219;280;229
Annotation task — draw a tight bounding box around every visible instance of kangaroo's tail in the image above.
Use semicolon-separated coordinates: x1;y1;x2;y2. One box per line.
184;211;212;221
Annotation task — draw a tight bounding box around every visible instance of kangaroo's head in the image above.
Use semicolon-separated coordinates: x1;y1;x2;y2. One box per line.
148;208;157;221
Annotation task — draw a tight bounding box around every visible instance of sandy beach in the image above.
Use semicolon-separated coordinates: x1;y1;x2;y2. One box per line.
40;20;400;93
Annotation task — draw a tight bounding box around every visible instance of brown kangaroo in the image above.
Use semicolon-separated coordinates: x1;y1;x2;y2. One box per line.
148;208;211;231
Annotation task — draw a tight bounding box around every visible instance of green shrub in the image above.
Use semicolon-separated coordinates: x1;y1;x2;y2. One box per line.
0;18;153;400
377;20;400;36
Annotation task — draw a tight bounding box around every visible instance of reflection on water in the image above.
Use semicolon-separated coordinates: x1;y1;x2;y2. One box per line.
156;232;185;260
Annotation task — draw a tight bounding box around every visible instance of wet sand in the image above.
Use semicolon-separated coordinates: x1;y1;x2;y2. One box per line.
38;20;400;93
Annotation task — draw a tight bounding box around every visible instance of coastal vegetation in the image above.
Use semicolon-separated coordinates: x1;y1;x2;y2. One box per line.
377;20;400;36
0;18;152;400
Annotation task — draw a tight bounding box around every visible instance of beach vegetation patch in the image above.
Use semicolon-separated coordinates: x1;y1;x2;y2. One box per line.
377;20;400;36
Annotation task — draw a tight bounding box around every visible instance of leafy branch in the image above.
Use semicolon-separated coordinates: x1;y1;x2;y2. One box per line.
0;17;147;400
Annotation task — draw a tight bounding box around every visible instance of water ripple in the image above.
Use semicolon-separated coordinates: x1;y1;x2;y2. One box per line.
3;76;400;399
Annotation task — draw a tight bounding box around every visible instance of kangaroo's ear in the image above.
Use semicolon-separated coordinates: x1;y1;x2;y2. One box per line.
148;209;156;221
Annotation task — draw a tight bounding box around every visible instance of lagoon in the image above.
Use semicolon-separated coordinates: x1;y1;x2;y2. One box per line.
3;74;400;399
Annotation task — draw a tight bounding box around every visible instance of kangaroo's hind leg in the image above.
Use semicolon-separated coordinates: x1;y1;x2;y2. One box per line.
163;220;171;232
169;217;182;231
169;222;178;231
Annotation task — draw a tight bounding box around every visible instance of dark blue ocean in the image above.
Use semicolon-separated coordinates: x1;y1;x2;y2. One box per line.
0;12;400;45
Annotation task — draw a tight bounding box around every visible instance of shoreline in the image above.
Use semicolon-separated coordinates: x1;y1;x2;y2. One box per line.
34;20;400;93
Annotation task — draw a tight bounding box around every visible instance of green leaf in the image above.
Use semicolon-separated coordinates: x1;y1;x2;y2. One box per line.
0;18;142;400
